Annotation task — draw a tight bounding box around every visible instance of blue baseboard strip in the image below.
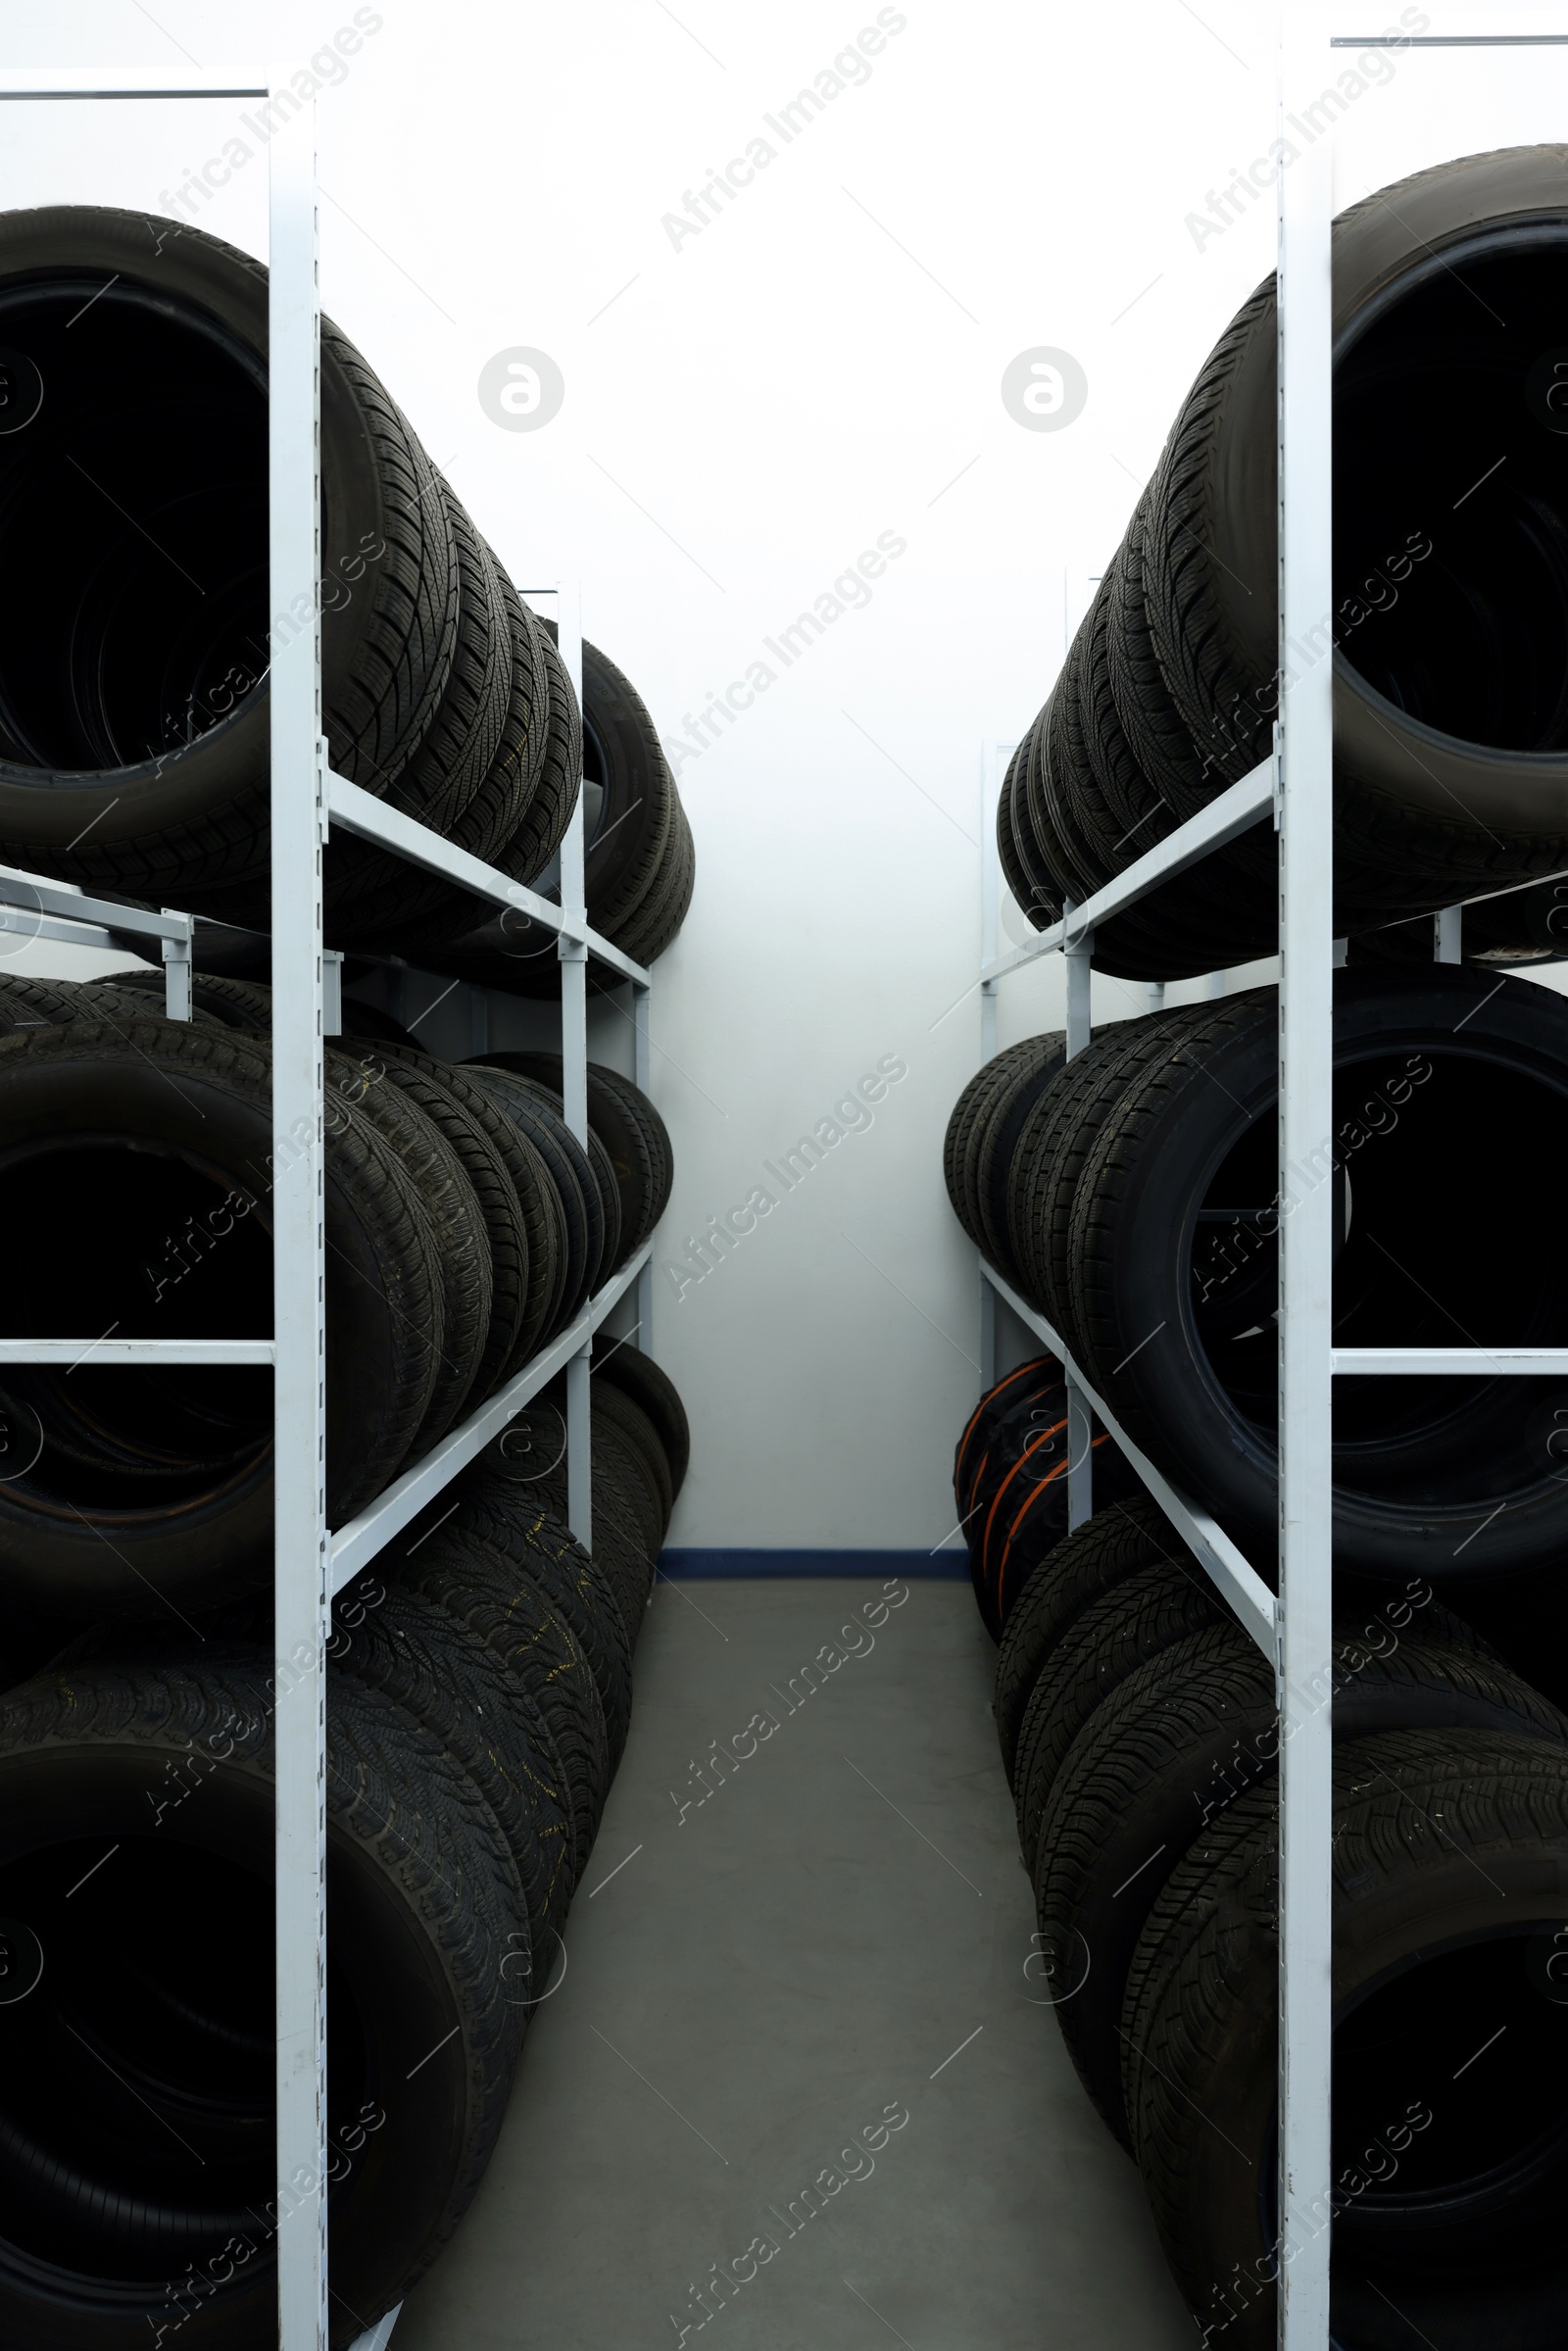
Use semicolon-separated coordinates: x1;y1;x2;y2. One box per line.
658;1548;970;1580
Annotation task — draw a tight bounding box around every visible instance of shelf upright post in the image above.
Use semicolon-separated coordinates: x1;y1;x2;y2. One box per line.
1063;902;1094;1530
269;91;331;2351
633;975;654;1354
558;577;593;1544
979;743;1003;1391
1276;14;1337;2340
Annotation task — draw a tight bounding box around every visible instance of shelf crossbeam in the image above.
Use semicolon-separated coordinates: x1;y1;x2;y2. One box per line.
324;770;651;988
0;864;192;945
0;70;268;97
330;1241;653;1592
1332;1347;1568;1375
980;754;1274;984
0;1337;275;1365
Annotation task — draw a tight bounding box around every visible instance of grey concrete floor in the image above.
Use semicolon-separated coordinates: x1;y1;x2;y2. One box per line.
394;1577;1194;2351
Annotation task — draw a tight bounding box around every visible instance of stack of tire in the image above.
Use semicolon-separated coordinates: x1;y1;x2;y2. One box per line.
0;205;693;980
0;1344;686;2345
998;145;1568;978
949;967;1568;1583
985;1495;1568;2349
0;963;685;2342
0;970;672;1626
948;965;1568;2335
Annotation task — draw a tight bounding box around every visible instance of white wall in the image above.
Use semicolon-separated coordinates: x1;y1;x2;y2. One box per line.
3;0;1563;1554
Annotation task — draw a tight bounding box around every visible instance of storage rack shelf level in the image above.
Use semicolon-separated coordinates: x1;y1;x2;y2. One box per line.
973;23;1568;2348
0;67;656;2351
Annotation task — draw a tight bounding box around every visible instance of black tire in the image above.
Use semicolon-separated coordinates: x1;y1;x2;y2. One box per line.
952;1354;1056;1523
330;1573;574;1940
514;1432;657;1639
1011;723;1063;926
1007;1002;1204;1333
1016;665;1186;979
97;966;276;1030
0;207;458;910
374;1044;561;1376
991;1494;1175;1784
974;1034;1067;1284
963;1375;1072;1639
596;1344;689;1498
505;618;583;888
1068;968;1568;1582
392;1530;610;1886
0;1020;440;1616
325;1045;490;1448
0;972;111;1028
478;1052;672;1257
596;1410;667;1562
1037;1626;1568;2145
130;968;422;1052
590;1063;674;1245
339;1041;527;1403
610;795;696;968
463;1064;600;1326
943;1042;1036;1250
996;728;1041;920
585;1449;662;1628
520;1385;666;1568
472;1065;622;1279
320;481;512;945
0;977;217;1034
1145;149;1568;924
446;1475;634;1770
579;637;676;938
424;642;696;990
1125;1730;1568;2351
1014;1557;1234;1872
0;1651;522;2347
333;556;552;955
410;622;584;984
592;1380;675;1540
967;1385;1138;1641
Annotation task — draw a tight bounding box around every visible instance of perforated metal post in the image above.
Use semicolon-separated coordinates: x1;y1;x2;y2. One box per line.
633;980;654;1354
979;743;1004;1390
269;89;331;2351
1063;903;1094;1529
1276;20;1336;2339
557;578;593;1545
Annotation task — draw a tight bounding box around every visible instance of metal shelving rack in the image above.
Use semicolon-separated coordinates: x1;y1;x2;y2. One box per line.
974;21;1568;2346
0;70;656;2351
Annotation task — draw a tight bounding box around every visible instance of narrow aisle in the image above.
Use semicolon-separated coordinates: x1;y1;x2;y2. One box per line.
395;1576;1192;2350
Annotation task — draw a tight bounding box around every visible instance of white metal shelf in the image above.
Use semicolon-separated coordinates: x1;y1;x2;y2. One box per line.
329;1239;654;1592
323;768;653;990
981;754;1275;984
0;71;663;2351
974;24;1559;2344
